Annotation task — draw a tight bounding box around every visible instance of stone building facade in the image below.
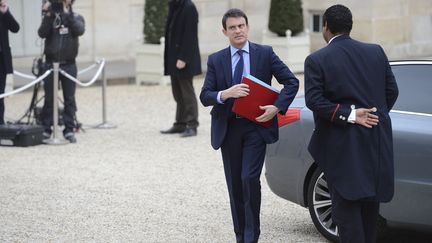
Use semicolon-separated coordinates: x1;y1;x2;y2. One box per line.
303;0;432;58
9;0;432;68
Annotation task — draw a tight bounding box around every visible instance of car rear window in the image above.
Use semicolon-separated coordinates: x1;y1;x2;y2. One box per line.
391;64;432;114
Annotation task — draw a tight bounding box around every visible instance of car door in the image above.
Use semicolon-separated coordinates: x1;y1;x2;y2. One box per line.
380;62;432;227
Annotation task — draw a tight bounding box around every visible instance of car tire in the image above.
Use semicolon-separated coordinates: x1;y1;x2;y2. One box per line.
307;168;388;242
307;168;339;242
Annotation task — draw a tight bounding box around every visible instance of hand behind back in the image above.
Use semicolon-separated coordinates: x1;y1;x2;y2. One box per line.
355;107;379;128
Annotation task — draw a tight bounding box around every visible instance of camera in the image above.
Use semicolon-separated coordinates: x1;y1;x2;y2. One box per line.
48;0;64;14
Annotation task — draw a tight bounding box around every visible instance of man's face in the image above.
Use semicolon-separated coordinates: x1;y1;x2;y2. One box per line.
223;17;249;49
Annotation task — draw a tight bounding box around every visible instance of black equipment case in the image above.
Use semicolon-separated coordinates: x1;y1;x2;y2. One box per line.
0;124;44;147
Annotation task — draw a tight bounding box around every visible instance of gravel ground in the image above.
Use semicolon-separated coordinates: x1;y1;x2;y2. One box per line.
0;81;326;242
1;81;430;243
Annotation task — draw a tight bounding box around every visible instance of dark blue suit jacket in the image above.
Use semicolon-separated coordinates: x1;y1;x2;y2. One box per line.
304;35;399;202
200;42;299;150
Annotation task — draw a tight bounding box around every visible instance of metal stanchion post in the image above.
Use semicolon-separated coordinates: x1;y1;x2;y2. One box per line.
43;62;68;145
95;64;116;129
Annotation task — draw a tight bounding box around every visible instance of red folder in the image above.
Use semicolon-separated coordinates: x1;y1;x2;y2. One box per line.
232;75;280;128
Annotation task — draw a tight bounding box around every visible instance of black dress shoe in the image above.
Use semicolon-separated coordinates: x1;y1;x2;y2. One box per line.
160;126;186;134
179;128;197;137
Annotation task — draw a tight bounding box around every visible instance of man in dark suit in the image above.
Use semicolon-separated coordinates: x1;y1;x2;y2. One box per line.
200;9;299;243
0;0;19;124
304;5;399;243
161;0;201;137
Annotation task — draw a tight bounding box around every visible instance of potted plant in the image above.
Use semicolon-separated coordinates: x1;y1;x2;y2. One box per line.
269;0;303;37
135;0;168;85
263;0;310;73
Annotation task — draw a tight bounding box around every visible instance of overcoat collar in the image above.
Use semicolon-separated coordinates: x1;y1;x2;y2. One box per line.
328;34;351;45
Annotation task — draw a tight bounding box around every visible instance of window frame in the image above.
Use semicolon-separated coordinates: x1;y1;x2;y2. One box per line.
310;11;324;33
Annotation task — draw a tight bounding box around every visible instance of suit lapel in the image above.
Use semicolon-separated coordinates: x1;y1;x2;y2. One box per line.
249;42;259;77
221;47;232;87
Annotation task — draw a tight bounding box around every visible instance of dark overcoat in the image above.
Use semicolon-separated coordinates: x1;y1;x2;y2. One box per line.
164;0;201;77
304;35;399;202
0;9;20;73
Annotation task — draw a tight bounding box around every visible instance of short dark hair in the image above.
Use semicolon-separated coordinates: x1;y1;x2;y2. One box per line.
323;4;353;35
222;8;248;30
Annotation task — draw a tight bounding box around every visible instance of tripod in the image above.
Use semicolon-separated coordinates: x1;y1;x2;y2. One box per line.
15;77;83;133
15;82;43;125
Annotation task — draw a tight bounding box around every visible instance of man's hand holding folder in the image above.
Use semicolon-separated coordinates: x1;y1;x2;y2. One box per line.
220;83;250;100
232;75;280;127
256;105;280;123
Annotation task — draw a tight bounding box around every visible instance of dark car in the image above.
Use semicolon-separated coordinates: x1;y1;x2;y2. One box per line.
265;60;432;242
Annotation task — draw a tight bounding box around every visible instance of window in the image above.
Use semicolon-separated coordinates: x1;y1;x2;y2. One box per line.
310;13;323;33
391;64;432;114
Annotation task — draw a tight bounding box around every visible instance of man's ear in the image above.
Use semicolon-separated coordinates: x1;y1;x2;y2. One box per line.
322;21;328;32
222;28;227;37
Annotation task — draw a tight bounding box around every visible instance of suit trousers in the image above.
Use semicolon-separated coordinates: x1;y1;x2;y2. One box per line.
170;75;199;129
0;61;6;124
221;118;266;243
329;184;380;243
41;63;77;135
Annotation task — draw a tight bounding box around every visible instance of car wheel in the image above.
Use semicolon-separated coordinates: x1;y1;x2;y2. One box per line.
307;168;339;242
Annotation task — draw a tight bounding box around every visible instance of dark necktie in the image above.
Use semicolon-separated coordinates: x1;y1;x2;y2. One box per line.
233;49;244;84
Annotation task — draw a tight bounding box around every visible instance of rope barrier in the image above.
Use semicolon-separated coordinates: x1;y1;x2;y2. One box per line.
0;70;52;99
78;62;98;75
13;70;38;80
59;59;105;87
13;59;100;81
3;59;116;143
2;59;106;98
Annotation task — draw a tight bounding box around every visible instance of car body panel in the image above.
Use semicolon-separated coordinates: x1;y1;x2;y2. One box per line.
266;98;314;207
381;112;432;227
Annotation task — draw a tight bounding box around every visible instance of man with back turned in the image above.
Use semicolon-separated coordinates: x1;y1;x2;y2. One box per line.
304;4;399;243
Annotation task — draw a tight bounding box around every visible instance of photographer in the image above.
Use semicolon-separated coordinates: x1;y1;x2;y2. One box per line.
0;0;20;125
38;0;84;143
